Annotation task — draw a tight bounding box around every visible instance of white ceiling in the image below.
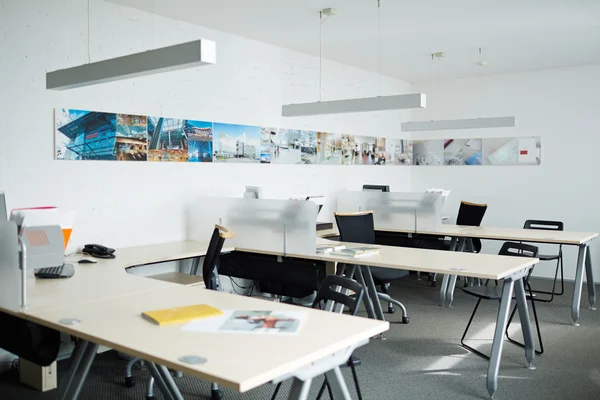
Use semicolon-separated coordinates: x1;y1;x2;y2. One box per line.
107;0;600;82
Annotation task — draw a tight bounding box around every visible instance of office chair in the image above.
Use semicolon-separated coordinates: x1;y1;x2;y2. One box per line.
334;211;409;323
456;200;488;253
461;242;544;358
432;200;488;287
522;220;564;303
271;275;366;400
124;225;235;400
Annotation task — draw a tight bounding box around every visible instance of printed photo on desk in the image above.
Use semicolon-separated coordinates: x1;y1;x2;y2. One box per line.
187;120;213;162
55;109;118;161
482;136;541;165
147;117;189;162
182;310;307;335
213;123;260;163
444;138;482;166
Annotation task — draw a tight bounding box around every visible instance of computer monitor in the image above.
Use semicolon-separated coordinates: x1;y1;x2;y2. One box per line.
243;186;262;199
362;184;390;192
0;192;7;222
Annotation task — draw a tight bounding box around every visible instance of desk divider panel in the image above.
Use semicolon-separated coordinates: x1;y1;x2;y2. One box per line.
191;197;317;256
0;221;21;312
336;191;443;232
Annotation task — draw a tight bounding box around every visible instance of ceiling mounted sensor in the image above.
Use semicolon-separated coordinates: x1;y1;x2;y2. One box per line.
47;0;216;90
401;48;515;132
282;1;426;117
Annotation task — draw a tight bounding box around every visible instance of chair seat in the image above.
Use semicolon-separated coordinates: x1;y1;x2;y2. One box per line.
369;266;409;284
539;254;559;261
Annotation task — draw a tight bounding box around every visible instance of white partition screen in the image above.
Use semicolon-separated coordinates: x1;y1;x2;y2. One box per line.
336;191;442;232
0;221;21;312
189;197;317;255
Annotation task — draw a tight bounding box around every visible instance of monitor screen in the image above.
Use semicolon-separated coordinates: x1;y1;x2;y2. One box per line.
0;192;6;222
362;185;390;192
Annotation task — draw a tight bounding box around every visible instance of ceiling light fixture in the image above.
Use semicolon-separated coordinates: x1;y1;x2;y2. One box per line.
47;0;216;90
282;2;426;117
401;48;515;131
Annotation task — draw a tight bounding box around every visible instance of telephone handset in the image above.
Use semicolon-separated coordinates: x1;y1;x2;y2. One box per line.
83;244;116;259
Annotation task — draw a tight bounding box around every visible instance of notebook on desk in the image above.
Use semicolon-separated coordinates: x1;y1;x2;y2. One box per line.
142;304;224;326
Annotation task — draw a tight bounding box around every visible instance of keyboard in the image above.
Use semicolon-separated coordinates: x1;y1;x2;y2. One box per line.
34;263;75;279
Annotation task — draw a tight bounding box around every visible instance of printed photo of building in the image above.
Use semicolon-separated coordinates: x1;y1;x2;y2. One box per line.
187;120;213;162
147;117;189;162
55;109;119;160
213;123;260;163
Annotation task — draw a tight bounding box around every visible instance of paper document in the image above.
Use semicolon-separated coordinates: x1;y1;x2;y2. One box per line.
182;310;307;335
316;244;346;253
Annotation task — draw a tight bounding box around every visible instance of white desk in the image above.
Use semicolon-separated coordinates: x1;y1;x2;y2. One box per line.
438;226;597;324
3;241;388;400
320;224;598;324
237;238;537;398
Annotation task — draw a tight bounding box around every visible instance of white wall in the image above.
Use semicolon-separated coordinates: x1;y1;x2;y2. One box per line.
411;64;600;281
0;0;412;252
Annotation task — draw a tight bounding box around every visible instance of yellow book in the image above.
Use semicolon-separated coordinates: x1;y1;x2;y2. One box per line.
142;304;223;326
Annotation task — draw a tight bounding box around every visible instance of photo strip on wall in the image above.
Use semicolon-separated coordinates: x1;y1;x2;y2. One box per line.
54;108;541;166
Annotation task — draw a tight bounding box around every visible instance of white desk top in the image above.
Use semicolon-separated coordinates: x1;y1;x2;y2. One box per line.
318;225;598;245
26;285;388;392
236;238;536;281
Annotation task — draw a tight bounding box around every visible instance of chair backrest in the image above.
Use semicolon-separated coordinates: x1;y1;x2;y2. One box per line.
498;241;539;259
456;201;488;227
311;275;365;316
523;220;564;231
202;224;236;290
334;211;376;244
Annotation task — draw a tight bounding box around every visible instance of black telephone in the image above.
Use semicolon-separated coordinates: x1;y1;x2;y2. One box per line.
83;244;116;259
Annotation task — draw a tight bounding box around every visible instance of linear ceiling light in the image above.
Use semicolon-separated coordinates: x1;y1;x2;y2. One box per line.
401;116;515;132
47;39;216;90
282;3;426;117
401;49;515;132
283;94;426;117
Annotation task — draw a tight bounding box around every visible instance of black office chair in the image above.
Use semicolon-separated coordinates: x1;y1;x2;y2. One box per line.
456;200;488;253
461;242;544;358
334;211;409;323
126;225;235;400
432;201;489;287
271;275;366;400
522;220;564;303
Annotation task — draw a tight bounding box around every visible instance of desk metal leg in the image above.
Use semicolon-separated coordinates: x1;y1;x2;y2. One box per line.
585;248;596;310
487;279;515;399
445;238;467;307
288;377;312;400
189;256;201;275
59;339;88;399
147;363;175;400
571;245;587;325
60;341;99;400
158;365;185;400
354;267;376;320
361;265;385;321
514;278;535;368
324;366;352;400
438;237;458;305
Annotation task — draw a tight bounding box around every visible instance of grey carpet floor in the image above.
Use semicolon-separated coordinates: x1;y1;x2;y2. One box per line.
1;275;599;399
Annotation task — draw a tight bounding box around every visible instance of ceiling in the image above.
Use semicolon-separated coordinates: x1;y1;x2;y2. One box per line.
107;0;600;82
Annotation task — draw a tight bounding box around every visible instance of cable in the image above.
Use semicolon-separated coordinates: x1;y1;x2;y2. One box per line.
377;0;381;96
228;277;255;296
431;53;436;120
87;0;91;63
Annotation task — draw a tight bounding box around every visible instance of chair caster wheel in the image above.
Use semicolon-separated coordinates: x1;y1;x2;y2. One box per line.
402;316;410;324
388;306;396;314
124;376;136;388
431;281;437;288
212;388;224;400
